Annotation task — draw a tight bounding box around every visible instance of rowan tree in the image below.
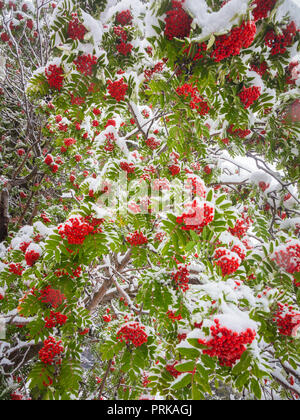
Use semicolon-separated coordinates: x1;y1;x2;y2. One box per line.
0;0;300;401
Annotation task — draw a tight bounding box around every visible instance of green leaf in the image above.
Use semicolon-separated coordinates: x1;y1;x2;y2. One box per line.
251;379;262;400
172;373;192;390
178;347;201;358
175;361;195;372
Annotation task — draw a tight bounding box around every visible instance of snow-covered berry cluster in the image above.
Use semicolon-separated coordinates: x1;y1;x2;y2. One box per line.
58;216;103;245
272;240;300;274
172;265;190;292
25;249;40;267
176;199;214;232
198;319;256;367
67;15;87;40
265;21;297;55
126;231;148;246
9;263;24;276
186;176;207;198
74;54;97;77
164;1;192;41
107;78;128;102
120;161;135;174
274;303;300;337
286;61;300;85
145;136;161;150
214;247;241;276
45;64;64;91
116;323;148;347
211;21;256;62
44;154;60;173
252;0;277;22
229;216;252;239
116;41;133;56
116;10;133;26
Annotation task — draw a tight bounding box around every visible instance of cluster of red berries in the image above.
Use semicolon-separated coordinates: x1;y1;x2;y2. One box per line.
70;94;85;106
164;1;192;41
184;43;207;61
186;176;207;198
250;61;268;76
120;161;135;174
11;392;25;401
176;200;214;232
19;242;31;253
274;303;300;336
172;265;190;292
1;32;10;42
116;41;133;56
114;26;128;41
44;154;60;173
39;337;64;365
107;78;128;102
229;216;252;239
272;241;300;274
39;286;66;308
116;10;133;26
265;22;297;55
116;323;148;347
198;319;256;367
55;266;82;279
211;21;256;62
228;124;251;138
169;164;181;176
239;86;261;109
67;15;87;40
166;362;182;378
294;277;300;288
286;61;300;85
176;83;210;115
74;54;97;77
214;248;241;276
79;328;90;336
126;231;148;246
145;137;161;150
64;137;76;148
252;0;277;22
178;333;187;342
42;375;54;388
25;250;40;267
45;65;64;91
45;311;68;329
58;216;103;245
9;263;24;276
231;245;246;261
104;132;116;152
167;310;183;322
259;181;270;192
144;62;164;81
142;373;151;388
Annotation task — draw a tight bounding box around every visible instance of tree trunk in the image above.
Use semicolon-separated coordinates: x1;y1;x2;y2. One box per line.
0;189;9;242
